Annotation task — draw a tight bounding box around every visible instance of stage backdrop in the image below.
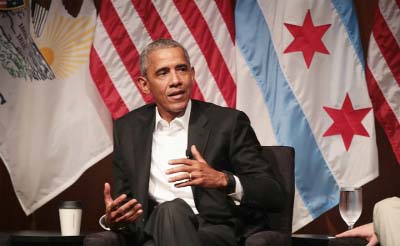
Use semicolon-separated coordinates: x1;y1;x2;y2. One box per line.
0;0;399;234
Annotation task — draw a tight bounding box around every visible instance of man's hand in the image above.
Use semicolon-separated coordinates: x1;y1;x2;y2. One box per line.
335;223;378;246
104;183;143;230
166;145;227;189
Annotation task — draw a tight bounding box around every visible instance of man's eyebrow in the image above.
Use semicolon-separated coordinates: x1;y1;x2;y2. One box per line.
176;64;189;69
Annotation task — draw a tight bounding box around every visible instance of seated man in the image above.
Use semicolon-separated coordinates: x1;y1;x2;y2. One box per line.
100;38;284;246
336;197;400;246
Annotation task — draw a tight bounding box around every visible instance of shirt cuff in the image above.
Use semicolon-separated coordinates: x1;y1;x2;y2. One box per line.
228;175;243;204
99;214;111;231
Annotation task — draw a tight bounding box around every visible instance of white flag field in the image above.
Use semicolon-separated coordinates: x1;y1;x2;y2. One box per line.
1;0;385;231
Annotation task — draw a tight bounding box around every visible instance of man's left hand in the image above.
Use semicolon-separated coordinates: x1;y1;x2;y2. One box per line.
166;145;227;189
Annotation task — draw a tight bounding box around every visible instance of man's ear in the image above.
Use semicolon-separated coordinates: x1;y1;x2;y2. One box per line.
137;76;150;94
191;67;195;81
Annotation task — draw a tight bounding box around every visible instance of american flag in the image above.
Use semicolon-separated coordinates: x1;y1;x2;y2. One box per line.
366;0;400;163
90;0;237;119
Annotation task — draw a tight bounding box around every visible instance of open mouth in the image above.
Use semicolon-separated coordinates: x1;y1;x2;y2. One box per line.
168;90;185;99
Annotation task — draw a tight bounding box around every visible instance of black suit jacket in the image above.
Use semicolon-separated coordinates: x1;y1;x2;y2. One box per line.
112;100;284;241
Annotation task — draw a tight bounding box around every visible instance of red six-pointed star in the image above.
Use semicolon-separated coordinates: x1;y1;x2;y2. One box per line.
284;10;331;68
323;94;372;151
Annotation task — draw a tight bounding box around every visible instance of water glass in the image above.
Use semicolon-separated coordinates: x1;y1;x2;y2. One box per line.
339;187;362;230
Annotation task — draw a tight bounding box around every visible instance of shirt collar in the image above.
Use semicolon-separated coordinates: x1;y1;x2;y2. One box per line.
155;100;191;132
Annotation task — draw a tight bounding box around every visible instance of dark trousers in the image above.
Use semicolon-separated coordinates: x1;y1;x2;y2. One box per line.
143;198;236;246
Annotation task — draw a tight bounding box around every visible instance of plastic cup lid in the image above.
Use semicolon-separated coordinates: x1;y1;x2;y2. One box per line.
59;201;82;209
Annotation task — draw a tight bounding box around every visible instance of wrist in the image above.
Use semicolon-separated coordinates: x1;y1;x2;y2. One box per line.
222;171;236;194
220;172;228;187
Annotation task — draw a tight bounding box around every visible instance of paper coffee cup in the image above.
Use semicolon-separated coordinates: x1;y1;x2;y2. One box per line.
59;201;82;236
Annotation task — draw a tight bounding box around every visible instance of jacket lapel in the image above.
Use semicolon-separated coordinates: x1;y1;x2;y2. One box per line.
187;101;211;205
133;106;155;170
187;100;210;157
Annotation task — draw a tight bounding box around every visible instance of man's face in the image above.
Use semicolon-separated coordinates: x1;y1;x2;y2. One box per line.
139;47;194;122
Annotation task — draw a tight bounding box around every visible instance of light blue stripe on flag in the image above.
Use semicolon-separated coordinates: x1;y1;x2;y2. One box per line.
331;0;365;67
235;0;339;219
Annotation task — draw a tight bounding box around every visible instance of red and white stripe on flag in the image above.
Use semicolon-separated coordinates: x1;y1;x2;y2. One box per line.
90;0;237;119
366;0;400;163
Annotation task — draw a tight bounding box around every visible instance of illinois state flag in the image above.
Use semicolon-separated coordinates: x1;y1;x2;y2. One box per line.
0;1;112;214
235;0;379;230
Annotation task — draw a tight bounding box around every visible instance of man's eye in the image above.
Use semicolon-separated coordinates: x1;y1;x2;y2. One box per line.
157;70;168;76
177;67;188;72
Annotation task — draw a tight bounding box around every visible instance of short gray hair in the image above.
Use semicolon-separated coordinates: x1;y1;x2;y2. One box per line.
139;39;191;76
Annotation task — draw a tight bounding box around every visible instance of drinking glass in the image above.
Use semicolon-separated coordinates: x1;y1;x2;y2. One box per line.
339;187;362;230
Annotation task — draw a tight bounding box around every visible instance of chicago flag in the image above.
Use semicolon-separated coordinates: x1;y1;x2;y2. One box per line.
235;0;379;230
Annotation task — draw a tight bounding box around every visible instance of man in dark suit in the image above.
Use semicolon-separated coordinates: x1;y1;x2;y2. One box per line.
102;39;284;246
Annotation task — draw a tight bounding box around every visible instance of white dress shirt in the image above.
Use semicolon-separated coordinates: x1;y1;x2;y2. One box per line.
148;100;198;212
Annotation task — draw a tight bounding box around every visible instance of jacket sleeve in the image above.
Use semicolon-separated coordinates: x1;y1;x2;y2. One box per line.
111;120;143;238
112;120;133;199
229;111;284;212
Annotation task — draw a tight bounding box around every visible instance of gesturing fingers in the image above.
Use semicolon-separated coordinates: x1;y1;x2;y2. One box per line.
166;145;224;188
168;161;226;189
104;183;113;206
107;198;142;225
167;145;207;167
106;194;128;213
165;162;193;174
167;171;192;183
113;200;143;223
167;157;193;166
174;174;200;188
104;183;129;212
191;145;206;163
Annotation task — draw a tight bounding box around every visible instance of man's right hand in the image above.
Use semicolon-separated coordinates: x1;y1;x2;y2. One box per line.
104;182;143;230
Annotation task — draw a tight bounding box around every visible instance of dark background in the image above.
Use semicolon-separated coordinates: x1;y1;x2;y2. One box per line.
1;0;399;235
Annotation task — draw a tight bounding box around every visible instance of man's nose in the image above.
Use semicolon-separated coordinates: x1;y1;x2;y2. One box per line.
170;70;182;86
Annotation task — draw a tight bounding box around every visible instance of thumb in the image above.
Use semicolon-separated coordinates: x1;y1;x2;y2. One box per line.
191;145;206;163
104;182;113;206
366;235;379;246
